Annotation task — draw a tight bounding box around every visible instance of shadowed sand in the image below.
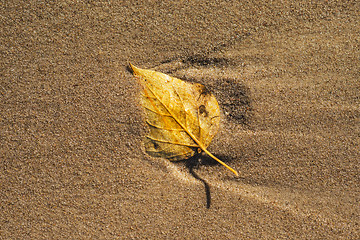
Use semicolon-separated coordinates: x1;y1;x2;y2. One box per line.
1;1;359;239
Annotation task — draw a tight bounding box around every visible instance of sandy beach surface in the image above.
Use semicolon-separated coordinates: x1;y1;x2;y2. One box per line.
1;1;359;239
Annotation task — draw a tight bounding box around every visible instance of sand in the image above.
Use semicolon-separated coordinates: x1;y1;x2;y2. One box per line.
1;1;359;239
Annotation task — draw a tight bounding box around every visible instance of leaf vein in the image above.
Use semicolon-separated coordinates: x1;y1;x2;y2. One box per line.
146;120;184;131
146;136;198;147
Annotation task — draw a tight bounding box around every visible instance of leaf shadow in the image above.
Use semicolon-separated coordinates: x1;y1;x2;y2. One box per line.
198;153;236;167
185;154;212;209
184;153;242;209
126;64;134;74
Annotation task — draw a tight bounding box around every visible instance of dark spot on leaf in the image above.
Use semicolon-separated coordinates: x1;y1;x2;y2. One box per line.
193;84;211;97
200;85;211;96
199;105;208;117
153;142;160;150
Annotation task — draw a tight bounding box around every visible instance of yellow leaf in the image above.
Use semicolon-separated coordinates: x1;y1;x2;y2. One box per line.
130;63;238;176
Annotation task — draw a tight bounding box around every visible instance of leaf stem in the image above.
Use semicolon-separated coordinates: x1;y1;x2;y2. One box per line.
201;147;239;176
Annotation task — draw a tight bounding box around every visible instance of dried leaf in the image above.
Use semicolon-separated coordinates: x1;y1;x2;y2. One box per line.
130;63;238;176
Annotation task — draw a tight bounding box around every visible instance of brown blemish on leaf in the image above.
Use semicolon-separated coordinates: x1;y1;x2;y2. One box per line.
199;105;208;117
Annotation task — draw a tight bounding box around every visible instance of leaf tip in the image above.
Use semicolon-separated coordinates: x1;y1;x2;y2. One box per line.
129;63;141;76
